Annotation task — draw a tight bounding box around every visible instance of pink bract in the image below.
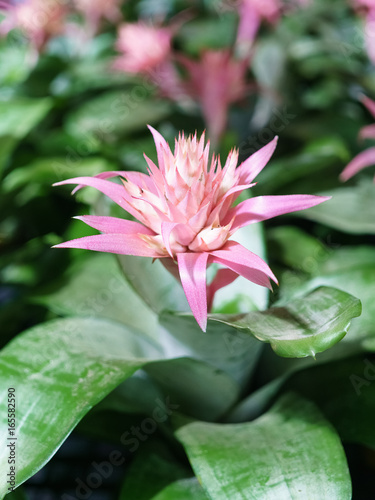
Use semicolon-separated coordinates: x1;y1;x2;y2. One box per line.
114;22;172;74
237;0;281;45
341;95;375;182
54;128;329;331
0;0;67;50
179;50;249;146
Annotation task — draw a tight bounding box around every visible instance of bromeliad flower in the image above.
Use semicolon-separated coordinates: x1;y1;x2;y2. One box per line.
54;128;329;331
352;0;375;64
0;0;68;51
113;22;173;75
341;95;375;181
237;0;281;46
178;50;249;146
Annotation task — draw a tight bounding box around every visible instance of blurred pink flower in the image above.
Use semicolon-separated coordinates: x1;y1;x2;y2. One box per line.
352;0;375;64
74;0;122;35
0;0;67;50
237;0;281;45
54;128;328;331
341;95;375;181
114;22;172;74
179;50;249;146
113;21;185;101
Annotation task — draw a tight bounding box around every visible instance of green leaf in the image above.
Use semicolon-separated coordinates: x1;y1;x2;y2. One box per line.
35;254;159;339
4;488;28;500
298;182;375;234
0;317;162;497
278;246;375;347
145;358;240;421
211;286;361;358
281;356;375;449
160;312;263;386
0;97;53;139
0;136;17;177
64;91;171;141
151;478;209;500
177;393;352;500
119;441;190;500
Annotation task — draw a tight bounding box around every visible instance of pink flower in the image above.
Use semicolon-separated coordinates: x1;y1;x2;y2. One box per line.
113;21;185;102
237;0;281;45
74;0;122;35
178;50;249;146
0;0;67;50
352;0;375;64
114;22;172;74
341;95;375;181
54;128;329;331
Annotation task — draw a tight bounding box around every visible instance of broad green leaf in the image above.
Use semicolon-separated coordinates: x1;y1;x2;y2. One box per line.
0;40;30;87
145;358;240;420
177;393;352;500
0;97;53;139
211;286;361;358
0;317;163;497
281;356;375;448
151;478;209;500
160;312;263;386
64;91;171;141
278;246;375;346
97;372;164;415
119;441;190;500
35;254;159;339
4;488;28;500
298;182;375;234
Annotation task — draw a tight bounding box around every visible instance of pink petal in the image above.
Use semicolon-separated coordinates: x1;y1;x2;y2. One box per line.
74;216;155;235
70;171;128;194
365;13;375;66
209;240;277;287
148;125;170;173
340;147;375;181
207;268;239;311
237;3;261;44
177;252;209;332
161;221;180;258
53;233;162;257
54;176;140;220
226;194;330;231
359;124;375;141
236;137;278;185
